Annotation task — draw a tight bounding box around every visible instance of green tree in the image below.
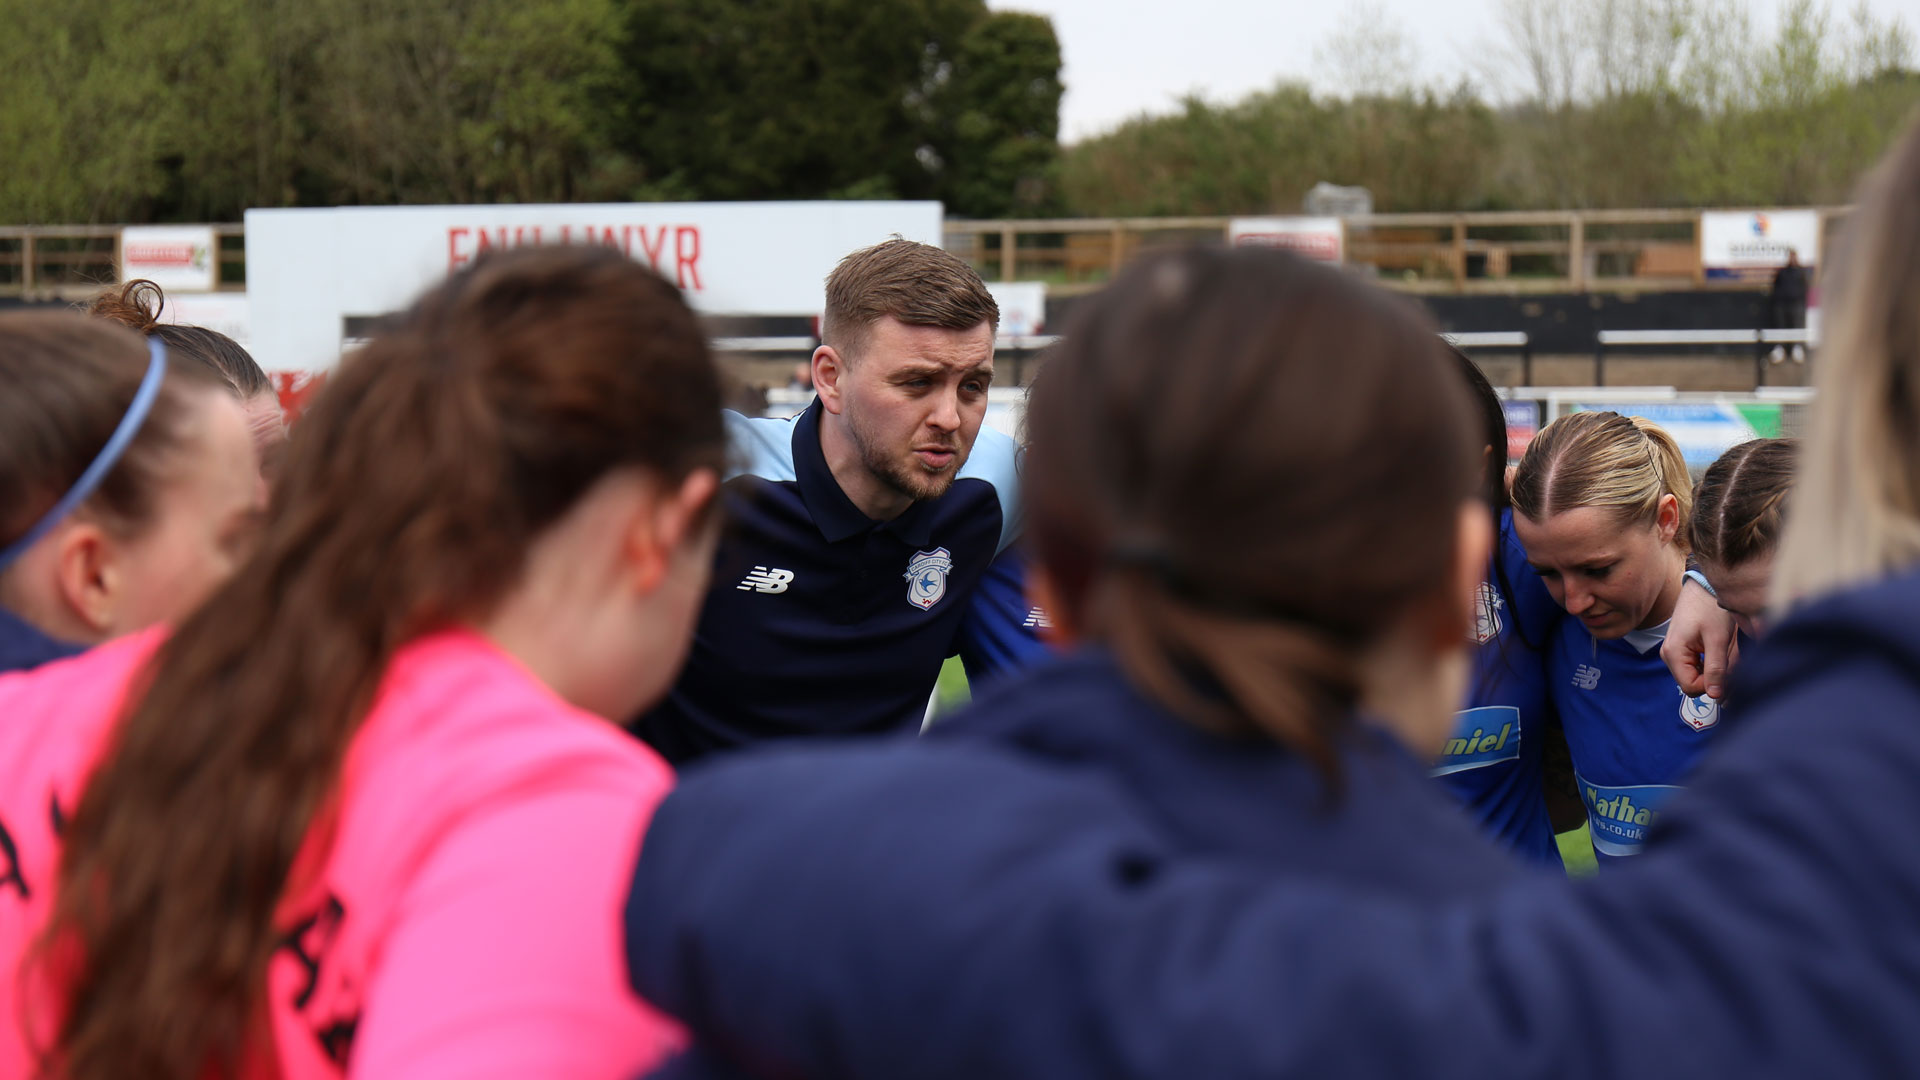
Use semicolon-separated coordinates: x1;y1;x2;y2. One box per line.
612;0;980;202
608;0;1061;216
295;0;626;205
0;0;175;222
1057;0;1920;218
928;11;1064;217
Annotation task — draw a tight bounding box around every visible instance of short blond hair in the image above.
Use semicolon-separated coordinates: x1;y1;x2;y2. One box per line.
1511;411;1693;550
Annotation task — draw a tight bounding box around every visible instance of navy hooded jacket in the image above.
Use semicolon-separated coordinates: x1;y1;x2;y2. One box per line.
0;607;80;676
626;565;1920;1080
929;650;1520;893
627;648;1525;1076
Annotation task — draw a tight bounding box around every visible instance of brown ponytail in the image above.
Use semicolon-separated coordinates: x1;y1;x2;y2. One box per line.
1023;247;1477;780
1693;438;1797;570
39;246;724;1080
86;280;273;399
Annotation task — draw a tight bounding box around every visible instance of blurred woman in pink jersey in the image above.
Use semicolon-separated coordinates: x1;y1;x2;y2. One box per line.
0;244;723;1080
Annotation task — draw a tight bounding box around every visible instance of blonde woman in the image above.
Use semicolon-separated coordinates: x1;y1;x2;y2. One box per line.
1508;412;1720;862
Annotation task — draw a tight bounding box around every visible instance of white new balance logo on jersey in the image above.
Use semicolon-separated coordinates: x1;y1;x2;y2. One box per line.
1572;664;1602;690
737;566;795;594
1023;607;1052;629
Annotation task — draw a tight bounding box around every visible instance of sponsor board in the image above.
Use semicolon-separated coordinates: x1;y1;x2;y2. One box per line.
121;225;218;293
245;202;943;373
986;281;1047;337
1228;217;1344;263
1566;402;1765;471
1503;399;1540;462
1700;210;1819;282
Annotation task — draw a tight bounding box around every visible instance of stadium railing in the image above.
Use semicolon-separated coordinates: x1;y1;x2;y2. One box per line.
1445;331;1532;383
1594;328;1816;387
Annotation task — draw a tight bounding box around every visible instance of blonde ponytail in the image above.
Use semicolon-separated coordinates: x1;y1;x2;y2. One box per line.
1629;416;1694;551
1512;411;1692;551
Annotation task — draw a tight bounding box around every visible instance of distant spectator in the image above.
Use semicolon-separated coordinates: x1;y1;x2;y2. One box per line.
1768;251;1809;364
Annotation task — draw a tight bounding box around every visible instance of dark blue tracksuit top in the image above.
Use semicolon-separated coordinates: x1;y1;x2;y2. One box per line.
625;565;1920;1080
627;649;1523;1078
634;401;1020;765
0;607;81;676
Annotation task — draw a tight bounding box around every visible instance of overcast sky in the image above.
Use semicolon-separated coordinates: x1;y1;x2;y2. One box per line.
992;0;1920;141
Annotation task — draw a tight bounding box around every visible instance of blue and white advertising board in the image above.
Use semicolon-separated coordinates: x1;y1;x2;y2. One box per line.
1566;402;1762;471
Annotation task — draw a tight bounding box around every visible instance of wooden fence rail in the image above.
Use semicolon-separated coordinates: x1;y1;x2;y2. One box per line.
0;209;1849;301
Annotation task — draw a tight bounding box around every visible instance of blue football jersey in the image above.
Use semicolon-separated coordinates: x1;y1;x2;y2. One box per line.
1433;511;1563;866
1549;615;1722;863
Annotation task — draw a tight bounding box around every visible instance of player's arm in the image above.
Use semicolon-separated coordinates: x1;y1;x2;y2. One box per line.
1662;573;1737;699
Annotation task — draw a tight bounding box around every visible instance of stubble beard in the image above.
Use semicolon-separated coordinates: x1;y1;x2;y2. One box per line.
850;418;965;504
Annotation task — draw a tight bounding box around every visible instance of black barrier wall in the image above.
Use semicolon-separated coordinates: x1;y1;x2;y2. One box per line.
1043;290;1772;356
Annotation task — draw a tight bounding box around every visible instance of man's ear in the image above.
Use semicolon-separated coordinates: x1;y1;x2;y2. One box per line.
52;522;117;636
813;345;848;416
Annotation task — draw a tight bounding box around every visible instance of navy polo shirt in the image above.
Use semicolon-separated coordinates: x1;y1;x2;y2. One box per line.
634;399;1021;765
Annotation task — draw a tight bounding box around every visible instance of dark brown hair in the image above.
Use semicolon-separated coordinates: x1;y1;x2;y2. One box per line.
1511;410;1695;552
1023;247;1477;778
1450;345;1509;512
1692;438;1797;569
40;246;725;1080
0;313;228;555
86;280;274;398
822;238;999;358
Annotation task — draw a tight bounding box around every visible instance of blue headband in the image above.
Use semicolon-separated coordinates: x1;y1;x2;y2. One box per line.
0;338;169;572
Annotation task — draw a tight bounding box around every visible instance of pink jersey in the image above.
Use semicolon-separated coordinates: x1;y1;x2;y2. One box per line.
0;628;683;1078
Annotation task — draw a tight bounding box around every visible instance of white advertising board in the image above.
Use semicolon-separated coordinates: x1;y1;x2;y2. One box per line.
157;292;249;345
1700;210;1820;281
121;225;218;292
986;281;1047;336
1228;216;1344;262
244;201;943;373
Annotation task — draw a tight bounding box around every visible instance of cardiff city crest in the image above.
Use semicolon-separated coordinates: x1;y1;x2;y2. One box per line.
1679;691;1721;732
1470;581;1504;645
905;547;954;611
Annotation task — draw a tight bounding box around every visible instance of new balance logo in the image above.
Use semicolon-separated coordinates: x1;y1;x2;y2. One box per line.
1571;664;1602;690
736;566;795;594
1022;607;1053;629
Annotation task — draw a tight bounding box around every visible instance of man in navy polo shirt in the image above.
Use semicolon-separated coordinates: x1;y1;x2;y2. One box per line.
635;239;1022;765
